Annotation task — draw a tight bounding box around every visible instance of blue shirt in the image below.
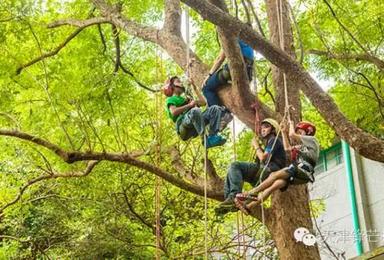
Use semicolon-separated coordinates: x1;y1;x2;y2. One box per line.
238;40;254;61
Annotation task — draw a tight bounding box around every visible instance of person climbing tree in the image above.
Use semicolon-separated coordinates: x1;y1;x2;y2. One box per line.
235;120;320;214
215;118;286;215
203;38;254;131
164;76;226;148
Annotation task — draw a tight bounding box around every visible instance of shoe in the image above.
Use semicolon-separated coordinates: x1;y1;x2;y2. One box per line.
215;198;238;216
205;135;226;149
219;111;233;131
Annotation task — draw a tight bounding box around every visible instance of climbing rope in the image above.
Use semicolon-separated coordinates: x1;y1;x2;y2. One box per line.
253;1;292;258
154;96;162;260
203;134;209;260
184;6;209;259
255;124;283;259
185;7;191;78
232;119;247;259
154;46;162;260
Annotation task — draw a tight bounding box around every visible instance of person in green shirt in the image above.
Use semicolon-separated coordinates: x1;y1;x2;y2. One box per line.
163;76;226;148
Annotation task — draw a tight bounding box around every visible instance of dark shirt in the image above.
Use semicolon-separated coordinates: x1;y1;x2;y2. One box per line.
264;136;286;172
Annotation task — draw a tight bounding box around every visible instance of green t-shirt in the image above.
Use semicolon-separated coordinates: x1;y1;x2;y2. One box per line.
165;95;188;122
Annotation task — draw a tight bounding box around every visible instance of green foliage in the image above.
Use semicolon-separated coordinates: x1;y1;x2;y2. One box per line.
0;0;382;258
295;0;384;141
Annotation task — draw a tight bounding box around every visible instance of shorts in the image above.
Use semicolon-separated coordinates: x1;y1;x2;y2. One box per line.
281;161;315;191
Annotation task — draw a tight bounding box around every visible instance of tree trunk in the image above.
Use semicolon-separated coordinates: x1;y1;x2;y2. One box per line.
14;0;384;256
265;0;300;119
181;0;384;163
264;0;320;259
266;188;320;259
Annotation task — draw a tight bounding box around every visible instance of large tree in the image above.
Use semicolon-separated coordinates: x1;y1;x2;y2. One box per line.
0;0;383;258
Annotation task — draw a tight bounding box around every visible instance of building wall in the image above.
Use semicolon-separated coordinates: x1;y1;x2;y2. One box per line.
309;144;384;260
311;164;357;259
359;157;384;248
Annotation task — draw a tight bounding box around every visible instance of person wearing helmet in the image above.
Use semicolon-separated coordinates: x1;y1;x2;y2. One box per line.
215;118;286;215
164;76;226;148
235;120;320;215
202;38;255;131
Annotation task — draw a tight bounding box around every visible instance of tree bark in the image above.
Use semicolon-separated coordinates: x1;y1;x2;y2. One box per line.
266;188;320;259
265;0;300;120
262;1;320;259
181;0;384;163
8;0;384;257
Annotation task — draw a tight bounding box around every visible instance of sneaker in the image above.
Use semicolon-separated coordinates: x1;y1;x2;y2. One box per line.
215;197;238;215
205;135;226;149
219;111;233;131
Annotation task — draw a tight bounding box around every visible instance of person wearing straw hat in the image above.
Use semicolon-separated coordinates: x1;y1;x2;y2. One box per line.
235;120;320;215
215;118;286;215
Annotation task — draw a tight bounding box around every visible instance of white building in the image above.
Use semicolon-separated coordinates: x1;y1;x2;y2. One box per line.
310;142;384;259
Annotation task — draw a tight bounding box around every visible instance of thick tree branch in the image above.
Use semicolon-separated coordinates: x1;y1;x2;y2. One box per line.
0;129;223;200
209;0;276;126
308;49;384;72
92;0;160;43
90;0;273;127
217;27;254;107
91;0;206;89
181;0;384;162
0;129;70;159
265;0;301;119
163;0;182;36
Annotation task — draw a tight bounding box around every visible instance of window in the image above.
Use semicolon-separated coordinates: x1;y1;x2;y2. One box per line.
315;143;343;174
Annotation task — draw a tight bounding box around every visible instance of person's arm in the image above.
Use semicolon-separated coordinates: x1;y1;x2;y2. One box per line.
189;79;207;107
280;120;292;151
169;101;195;117
288;120;302;143
209;51;226;74
252;136;269;161
202;51;226;85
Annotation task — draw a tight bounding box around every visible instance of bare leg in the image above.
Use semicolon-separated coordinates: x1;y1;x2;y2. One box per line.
258;179;287;201
248;168;289;196
246;179;288;209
